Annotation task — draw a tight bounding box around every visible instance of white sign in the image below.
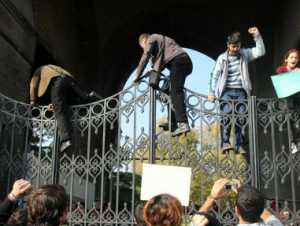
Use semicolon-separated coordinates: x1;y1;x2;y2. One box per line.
140;164;192;206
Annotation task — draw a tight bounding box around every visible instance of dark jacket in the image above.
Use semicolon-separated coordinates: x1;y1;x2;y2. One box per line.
0;197;17;224
135;34;186;78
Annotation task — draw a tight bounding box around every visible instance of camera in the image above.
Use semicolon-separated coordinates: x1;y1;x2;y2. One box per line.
224;182;237;191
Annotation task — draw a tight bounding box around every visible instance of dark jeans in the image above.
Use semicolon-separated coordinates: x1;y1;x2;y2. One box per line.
288;94;300;143
50;76;89;142
166;53;193;123
220;88;247;149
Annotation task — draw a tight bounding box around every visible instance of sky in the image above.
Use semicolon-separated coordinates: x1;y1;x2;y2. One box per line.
120;49;216;140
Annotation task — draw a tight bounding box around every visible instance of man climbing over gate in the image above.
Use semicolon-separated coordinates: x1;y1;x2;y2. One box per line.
134;33;193;137
30;64;101;152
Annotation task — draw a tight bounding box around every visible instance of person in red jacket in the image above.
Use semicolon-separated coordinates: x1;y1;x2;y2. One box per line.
276;49;300;154
276;49;300;73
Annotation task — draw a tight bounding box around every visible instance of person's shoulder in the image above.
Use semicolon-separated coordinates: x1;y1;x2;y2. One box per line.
239;48;250;56
149;34;161;40
264;215;283;226
236;223;256;226
216;52;227;61
276;65;288;74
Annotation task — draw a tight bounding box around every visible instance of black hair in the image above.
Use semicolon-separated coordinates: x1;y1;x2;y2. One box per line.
227;32;241;44
236;185;265;223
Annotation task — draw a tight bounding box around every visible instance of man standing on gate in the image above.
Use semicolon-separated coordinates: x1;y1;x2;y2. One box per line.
134;33;193;136
208;27;265;154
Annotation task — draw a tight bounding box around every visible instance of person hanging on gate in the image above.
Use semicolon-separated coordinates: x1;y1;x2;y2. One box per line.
276;49;300;154
134;33;193;136
208;27;266;154
30;64;101;152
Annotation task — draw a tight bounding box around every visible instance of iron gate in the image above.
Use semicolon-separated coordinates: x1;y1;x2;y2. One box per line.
0;80;300;225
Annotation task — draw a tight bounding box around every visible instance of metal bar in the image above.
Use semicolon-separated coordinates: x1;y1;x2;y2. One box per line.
249;96;259;188
52;122;59;184
6;104;16;193
68;154;75;226
286;104;297;213
270;100;279;212
149;86;156;164
84;105;92;226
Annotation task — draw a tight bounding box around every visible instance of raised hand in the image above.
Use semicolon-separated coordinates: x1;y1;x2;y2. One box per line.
9;179;32;200
209;178;231;200
207;95;216;102
248;27;259;35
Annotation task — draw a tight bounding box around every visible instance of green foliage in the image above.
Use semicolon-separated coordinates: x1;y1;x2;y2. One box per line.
131;120;248;207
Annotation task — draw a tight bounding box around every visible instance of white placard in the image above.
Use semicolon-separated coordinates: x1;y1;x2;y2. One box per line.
140;163;191;206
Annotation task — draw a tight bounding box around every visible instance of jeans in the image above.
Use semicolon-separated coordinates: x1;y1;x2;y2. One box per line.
166;53;193;123
220;88;247;150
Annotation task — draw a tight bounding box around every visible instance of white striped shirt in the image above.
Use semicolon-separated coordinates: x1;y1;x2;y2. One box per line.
226;55;242;88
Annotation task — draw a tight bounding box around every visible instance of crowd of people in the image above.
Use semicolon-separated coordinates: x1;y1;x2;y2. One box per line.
139;178;284;226
0;178;286;226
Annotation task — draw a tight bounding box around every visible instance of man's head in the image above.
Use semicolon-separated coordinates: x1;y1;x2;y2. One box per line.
235;185;265;223
227;32;241;55
139;33;150;49
27;184;69;226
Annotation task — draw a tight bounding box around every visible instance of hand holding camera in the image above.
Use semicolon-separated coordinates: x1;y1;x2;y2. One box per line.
224;179;241;193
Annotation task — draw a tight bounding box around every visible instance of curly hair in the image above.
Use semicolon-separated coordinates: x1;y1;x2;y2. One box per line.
143;194;183;226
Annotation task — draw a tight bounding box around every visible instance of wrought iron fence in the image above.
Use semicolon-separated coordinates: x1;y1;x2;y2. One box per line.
0;79;300;225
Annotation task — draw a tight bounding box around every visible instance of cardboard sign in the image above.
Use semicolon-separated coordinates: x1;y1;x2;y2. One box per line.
140;163;191;206
271;71;300;98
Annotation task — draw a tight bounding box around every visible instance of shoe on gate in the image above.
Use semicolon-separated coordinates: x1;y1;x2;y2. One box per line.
291;142;299;154
235;146;247;155
60;140;72;152
221;143;234;154
159;122;177;132
172;122;190;137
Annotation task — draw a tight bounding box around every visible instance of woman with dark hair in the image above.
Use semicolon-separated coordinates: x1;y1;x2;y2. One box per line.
276;49;300;154
27;184;69;226
1;184;68;226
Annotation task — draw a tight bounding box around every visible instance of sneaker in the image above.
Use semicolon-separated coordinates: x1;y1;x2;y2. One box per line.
60;140;72;152
159;122;177;132
221;143;234;154
291;142;299;154
159;122;170;131
235;146;247;155
172;122;190;137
